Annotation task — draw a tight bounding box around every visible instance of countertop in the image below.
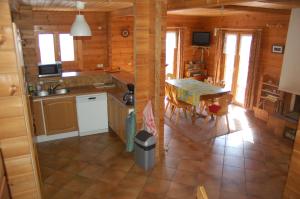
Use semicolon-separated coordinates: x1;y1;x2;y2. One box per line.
31;85;133;108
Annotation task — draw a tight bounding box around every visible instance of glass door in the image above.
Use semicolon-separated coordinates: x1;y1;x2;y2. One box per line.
165;31;177;78
222;32;253;106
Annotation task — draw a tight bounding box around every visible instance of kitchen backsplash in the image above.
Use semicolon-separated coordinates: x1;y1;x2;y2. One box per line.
27;71;113;92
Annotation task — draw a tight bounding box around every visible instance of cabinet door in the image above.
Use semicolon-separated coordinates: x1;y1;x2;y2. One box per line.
32;100;46;136
107;94;128;143
43;97;78;135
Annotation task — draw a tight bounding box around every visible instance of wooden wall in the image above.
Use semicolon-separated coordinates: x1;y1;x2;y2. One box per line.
108;15;134;72
0;0;41;198
167;13;290;81
167;15;207;66
198;12;290;81
13;8;109;81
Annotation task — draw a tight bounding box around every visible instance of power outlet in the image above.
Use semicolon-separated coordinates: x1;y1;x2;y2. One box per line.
97;64;104;68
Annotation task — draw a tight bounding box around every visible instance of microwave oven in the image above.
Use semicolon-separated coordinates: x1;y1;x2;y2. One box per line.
38;62;62;78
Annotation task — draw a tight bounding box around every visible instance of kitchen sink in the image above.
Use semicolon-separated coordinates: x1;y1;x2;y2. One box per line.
54;88;70;95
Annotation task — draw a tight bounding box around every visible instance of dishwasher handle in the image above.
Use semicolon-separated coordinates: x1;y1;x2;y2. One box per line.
88;97;97;100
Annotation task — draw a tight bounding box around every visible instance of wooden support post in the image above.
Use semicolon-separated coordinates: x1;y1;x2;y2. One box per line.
134;0;166;156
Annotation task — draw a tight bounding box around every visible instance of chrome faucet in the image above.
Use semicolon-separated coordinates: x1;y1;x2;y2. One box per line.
48;83;61;94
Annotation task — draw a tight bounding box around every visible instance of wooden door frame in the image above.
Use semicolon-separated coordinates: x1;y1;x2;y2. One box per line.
166;28;182;78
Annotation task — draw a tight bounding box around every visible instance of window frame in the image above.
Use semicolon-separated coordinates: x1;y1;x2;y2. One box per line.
35;30;78;70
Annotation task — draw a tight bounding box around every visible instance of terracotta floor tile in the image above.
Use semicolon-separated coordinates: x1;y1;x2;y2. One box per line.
172;170;199;186
37;105;293;199
80;181;116;199
44;171;74;188
219;190;248;199
224;155;245;168
62;175;95;194
225;146;244;157
142;177;171;195
245;158;266;171
150;166;176;180
78;164;105;180
98;168;127;185
51;188;80;199
221;177;246;194
222;166;245;183
166;182;196;199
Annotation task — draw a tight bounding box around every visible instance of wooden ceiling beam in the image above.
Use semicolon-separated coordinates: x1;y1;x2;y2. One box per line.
222;5;291;14
167;0;256;11
110;7;133;17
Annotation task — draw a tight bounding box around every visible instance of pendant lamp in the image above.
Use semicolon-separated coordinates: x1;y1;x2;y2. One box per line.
70;1;92;36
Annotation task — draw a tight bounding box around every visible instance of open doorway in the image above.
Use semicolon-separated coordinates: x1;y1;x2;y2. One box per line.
165;30;181;79
223;32;253;106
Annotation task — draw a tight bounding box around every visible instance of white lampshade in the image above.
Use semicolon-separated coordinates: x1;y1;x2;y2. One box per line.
70;15;92;36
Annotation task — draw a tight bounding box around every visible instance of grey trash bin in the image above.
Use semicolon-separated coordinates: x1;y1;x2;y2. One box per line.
134;130;156;170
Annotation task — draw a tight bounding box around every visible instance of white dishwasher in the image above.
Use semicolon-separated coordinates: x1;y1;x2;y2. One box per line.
76;93;108;136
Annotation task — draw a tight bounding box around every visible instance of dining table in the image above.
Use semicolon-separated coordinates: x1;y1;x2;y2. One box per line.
165;78;230;123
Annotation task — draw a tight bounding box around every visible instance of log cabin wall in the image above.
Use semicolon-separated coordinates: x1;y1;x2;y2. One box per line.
167;15;208;66
13;7;109;81
0;0;41;198
197;12;290;81
167;13;290;80
108;15;134;72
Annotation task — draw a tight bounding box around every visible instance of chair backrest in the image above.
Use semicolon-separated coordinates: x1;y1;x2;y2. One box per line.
204;77;214;85
216;94;232;115
197;186;208;199
215;80;225;88
170;86;180;105
165;83;171;98
166;73;175;80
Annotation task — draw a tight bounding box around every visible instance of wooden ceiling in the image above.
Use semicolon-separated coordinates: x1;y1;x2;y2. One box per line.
12;0;134;12
10;0;300;15
167;0;300;16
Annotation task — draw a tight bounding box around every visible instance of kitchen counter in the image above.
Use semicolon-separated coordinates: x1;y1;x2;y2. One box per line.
31;85;133;108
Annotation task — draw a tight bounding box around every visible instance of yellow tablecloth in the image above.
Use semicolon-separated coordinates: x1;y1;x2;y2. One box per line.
166;79;230;106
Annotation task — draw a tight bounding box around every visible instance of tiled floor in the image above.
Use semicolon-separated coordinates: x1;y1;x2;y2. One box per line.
38;106;293;199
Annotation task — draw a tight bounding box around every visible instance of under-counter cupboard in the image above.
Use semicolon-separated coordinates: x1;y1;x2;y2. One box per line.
32;96;78;137
31;91;131;143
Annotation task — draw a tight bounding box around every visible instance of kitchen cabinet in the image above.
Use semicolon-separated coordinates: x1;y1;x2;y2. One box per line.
107;93;131;142
32;96;78;136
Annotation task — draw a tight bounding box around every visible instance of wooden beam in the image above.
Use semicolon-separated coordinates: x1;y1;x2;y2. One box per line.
222;5;291;14
110;7;133;16
167;0;255;11
134;0;166;154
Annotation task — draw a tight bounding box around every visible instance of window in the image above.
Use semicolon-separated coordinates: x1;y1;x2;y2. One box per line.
38;34;55;64
38;33;75;64
59;34;75;62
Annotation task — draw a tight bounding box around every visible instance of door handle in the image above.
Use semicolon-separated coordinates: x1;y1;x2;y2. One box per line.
9;85;17;96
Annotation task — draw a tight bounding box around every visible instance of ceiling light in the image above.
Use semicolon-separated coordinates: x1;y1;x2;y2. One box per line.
70;1;92;37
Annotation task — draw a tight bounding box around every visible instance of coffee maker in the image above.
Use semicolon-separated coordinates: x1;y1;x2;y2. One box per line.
123;84;134;105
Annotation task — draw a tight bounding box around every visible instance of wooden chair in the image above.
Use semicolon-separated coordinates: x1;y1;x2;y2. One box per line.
168;86;194;123
165;83;172;111
197;186;208;199
206;94;232;132
214;80;225;88
166;73;175;80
